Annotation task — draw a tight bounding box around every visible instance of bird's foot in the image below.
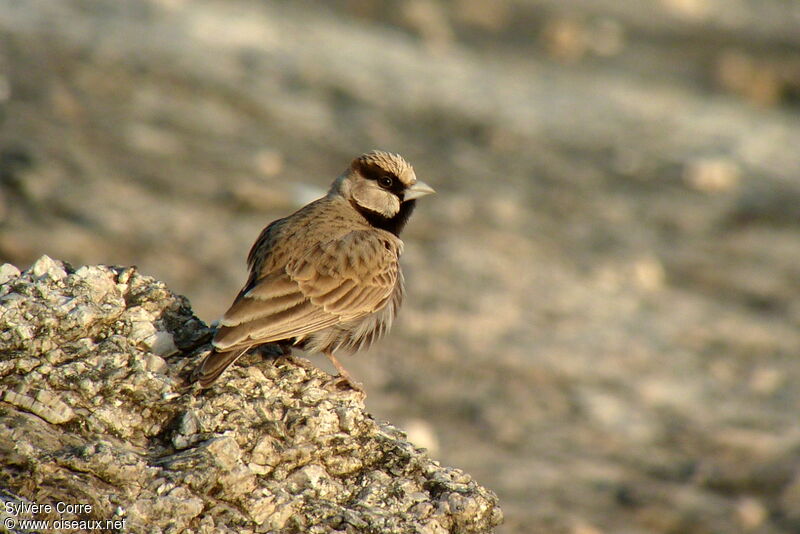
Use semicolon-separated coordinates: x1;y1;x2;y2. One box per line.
323;350;365;395
276;352;316;372
332;372;365;395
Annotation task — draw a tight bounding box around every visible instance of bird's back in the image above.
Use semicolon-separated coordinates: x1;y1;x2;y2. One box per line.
215;193;403;350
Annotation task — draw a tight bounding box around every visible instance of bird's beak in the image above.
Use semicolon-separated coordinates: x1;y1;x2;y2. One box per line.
404;180;436;200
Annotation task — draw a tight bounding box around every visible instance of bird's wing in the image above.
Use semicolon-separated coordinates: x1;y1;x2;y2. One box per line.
213;230;401;351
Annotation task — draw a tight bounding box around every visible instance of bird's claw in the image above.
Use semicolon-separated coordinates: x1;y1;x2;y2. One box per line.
332;373;365;395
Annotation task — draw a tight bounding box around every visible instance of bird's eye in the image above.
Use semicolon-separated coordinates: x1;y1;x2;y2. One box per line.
378;175;394;189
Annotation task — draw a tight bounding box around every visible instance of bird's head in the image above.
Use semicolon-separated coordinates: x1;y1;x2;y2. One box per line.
331;150;435;234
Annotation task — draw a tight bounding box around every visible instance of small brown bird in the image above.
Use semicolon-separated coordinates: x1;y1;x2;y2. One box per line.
196;150;434;390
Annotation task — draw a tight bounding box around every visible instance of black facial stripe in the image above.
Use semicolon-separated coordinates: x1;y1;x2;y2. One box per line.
358;162;407;196
352;199;417;236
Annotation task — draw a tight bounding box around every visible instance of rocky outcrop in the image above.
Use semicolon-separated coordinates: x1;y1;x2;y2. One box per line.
0;256;502;533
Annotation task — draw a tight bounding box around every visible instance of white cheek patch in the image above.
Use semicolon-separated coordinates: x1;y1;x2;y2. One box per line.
353;185;400;217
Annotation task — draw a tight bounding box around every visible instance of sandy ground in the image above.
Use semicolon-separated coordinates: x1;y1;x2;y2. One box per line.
1;1;800;532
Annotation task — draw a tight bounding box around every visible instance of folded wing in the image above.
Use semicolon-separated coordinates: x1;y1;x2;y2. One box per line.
213;230;400;352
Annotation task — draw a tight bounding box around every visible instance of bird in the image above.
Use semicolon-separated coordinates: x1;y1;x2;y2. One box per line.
195;150;434;391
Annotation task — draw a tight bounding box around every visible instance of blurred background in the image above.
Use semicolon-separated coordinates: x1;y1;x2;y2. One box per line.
2;0;800;532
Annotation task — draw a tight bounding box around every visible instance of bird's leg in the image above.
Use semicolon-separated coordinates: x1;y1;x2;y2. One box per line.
323;350;365;394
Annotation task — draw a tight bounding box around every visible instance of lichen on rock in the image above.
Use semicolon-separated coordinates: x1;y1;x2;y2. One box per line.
0;256;502;533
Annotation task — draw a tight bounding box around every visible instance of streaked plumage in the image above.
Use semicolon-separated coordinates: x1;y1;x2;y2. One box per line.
196;150;434;390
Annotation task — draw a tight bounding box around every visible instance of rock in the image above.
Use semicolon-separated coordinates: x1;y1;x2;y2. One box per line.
0;258;502;533
0;263;20;285
29;254;67;281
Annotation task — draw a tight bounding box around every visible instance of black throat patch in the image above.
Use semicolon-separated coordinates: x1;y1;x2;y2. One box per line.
354;199;417;236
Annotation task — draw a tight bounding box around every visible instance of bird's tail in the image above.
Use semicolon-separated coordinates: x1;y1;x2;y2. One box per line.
195;346;250;388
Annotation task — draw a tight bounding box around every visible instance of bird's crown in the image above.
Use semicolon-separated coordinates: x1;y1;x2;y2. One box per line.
352;150;417;187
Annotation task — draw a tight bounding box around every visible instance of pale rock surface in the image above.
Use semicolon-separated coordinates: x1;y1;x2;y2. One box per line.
0;257;502;533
